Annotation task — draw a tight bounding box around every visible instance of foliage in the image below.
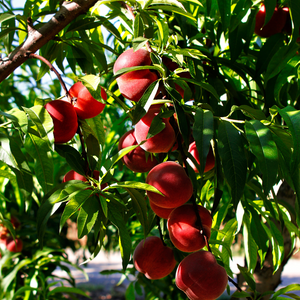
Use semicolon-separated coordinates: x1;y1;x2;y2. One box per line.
0;0;300;299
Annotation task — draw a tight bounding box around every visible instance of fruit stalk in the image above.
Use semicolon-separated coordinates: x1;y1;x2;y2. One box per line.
27;52;71;102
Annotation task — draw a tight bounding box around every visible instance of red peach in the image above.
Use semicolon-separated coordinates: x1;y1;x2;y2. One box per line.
146;161;193;209
187;141;215;173
118;129;159;173
45;100;78;144
133;236;177;280
254;4;288;38
113;48;158;102
69;82;106;119
116;71;158;102
168;204;212;252
149;201;174;219
5;237;23;253
135;105;176;153
176;251;228;300
113;48;152;80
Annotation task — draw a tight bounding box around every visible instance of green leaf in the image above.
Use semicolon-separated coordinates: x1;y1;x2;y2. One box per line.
193;108;214;174
172;100;190;146
108;200;132;270
0;133;19;169
47;286;90;298
217;0;231;31
77;195;100;239
218;121;247;207
106;181;163;195
60;189;94;232
25;133;54;194
147;5;196;21
126;188;148;238
134;14;144;38
248;206;269;265
66;17;102;32
55;144;86;176
23;105;54;148
264;0;276;25
245;120;278;194
278;106;300;173
269;284;300;300
237;265;256;291
125;282;135;300
243;212;258;272
156;17;169;49
12;286;38;300
131;80;160;125
265;43;299;81
2;258;32;291
146;114;166;139
0;12;16;23
255;34;285;76
102;145;139;179
87;114;106;147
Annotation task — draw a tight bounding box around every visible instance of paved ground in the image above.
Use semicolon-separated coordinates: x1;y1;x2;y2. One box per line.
53;249;300;299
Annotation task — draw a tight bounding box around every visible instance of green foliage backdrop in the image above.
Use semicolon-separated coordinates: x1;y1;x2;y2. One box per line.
0;0;300;299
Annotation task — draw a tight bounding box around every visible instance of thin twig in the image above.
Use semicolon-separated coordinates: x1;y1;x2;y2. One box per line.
27;53;71;102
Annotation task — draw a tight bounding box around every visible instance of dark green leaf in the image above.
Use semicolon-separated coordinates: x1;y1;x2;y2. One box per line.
193;108;214;174
25;133;54;194
60;189;94;232
77;195;100;239
108;200;132;270
245;120;278;194
218;121;247;206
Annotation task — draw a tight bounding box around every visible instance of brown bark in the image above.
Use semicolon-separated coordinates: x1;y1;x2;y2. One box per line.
0;0;98;83
234;181;296;299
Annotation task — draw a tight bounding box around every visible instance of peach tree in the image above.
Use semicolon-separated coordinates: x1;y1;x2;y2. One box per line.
0;0;300;299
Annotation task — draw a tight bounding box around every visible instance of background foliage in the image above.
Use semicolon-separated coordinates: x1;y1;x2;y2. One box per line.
0;0;300;299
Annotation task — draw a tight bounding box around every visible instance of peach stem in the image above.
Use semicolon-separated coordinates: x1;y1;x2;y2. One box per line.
27;52;71;102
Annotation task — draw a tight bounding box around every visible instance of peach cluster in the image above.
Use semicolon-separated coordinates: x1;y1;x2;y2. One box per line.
131;159;227;300
45;81;107;144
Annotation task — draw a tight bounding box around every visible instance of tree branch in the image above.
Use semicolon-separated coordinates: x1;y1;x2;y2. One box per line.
0;0;99;83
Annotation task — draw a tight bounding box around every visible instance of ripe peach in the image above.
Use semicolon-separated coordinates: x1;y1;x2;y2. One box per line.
116;72;158;102
149;200;174;219
133;236;177;280
168;204;212;252
45;100;78;144
5;237;23;253
118;129;159;173
187;141;215;173
113;48;152;80
69;82;106;119
254;4;288;38
146;161;193;209
134;105;176;153
113;48;158;102
176;251;228;300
